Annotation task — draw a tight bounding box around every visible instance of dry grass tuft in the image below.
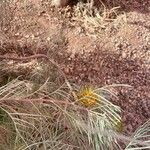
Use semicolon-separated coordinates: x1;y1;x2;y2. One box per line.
59;0;124;38
0;54;149;150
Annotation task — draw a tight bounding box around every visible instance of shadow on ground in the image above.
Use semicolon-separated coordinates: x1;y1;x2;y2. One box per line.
100;0;150;14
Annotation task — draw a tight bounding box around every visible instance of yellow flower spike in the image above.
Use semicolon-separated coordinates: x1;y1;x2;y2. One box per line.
77;86;98;107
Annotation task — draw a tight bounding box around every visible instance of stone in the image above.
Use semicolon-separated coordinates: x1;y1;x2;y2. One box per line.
51;0;69;7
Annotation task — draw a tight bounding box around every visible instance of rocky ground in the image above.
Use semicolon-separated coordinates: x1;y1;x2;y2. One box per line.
0;0;149;136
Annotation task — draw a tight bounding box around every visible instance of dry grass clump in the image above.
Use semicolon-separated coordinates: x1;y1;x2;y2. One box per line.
0;55;120;149
0;55;149;150
59;0;124;38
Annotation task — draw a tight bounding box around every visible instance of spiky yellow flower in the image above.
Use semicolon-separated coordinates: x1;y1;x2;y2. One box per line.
77;86;98;107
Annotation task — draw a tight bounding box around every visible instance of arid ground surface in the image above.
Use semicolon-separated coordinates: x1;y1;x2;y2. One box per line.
0;0;149;137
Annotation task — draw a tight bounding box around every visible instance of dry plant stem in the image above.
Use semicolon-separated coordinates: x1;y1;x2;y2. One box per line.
0;54;58;63
1;98;149;147
0;54;77;100
0;98;149;147
0;98;88;111
0;98;89;122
